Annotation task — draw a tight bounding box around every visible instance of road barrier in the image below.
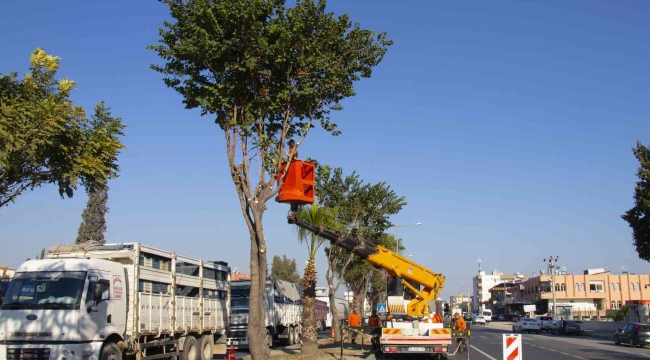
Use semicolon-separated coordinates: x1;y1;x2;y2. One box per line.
502;333;522;360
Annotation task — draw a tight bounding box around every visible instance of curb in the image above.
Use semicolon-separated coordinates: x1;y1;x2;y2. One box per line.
582;332;614;341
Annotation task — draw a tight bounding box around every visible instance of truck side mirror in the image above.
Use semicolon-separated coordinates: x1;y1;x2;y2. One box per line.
93;282;103;303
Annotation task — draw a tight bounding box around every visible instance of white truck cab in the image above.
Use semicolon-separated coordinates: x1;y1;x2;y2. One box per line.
0;258;127;359
1;242;230;360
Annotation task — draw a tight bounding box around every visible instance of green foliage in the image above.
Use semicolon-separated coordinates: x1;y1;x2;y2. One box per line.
0;48;126;207
271;255;301;284
37;248;45;260
296;203;339;260
76;183;109;245
317;164;406;308
149;0;392;188
609;306;629;322
622;141;650;262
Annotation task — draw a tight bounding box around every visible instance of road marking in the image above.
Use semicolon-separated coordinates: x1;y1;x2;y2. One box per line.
560;352;571;356
571;356;587;359
470;344;498;360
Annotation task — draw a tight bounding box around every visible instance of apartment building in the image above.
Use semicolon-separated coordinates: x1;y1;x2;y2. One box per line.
473;269;528;312
518;268;650;317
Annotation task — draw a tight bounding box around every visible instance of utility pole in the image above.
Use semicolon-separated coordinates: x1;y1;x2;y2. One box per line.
544;256;559;319
391;222;422;254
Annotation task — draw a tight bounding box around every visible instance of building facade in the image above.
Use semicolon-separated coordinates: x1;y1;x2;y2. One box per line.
519;269;650;317
0;266;14;279
473;270;527;312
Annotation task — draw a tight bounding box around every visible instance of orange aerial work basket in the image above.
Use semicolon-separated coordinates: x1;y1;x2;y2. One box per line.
275;160;316;205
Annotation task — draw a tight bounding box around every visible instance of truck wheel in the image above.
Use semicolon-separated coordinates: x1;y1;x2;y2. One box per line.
199;335;213;360
290;327;296;345
100;342;123;360
266;329;273;347
182;336;199;360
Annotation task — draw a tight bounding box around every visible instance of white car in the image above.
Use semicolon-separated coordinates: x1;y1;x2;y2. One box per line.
512;317;541;334
472;315;486;325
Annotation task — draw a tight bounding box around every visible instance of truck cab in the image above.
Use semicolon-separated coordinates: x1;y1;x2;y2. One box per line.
0;258;126;359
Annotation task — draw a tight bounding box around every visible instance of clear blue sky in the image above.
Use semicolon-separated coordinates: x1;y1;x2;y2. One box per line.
1;0;649;301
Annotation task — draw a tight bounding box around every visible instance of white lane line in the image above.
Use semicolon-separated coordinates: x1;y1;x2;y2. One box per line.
470;344;498;360
571;356;588;359
560;352;571;356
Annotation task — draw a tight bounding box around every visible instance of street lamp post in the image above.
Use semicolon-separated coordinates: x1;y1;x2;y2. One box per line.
544;256;559;319
392;222;422;254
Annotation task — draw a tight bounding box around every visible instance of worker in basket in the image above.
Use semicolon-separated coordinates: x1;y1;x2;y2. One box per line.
368;309;381;350
454;312;467;354
284;139;298;160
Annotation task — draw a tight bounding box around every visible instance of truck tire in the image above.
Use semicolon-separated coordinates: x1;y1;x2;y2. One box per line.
199;335;213;360
181;336;199;360
290;326;296;345
99;342;123;360
266;329;273;348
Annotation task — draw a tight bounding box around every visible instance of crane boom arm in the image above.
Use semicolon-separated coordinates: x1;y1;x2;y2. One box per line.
287;212;446;318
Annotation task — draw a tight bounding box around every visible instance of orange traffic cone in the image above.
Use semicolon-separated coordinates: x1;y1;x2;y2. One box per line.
227;342;235;360
331;327;335;338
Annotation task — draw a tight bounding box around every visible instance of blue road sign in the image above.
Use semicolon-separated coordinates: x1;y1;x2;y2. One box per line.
377;303;387;313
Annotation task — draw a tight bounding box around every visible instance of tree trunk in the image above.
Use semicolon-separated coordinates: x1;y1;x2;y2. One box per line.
351;273;371;318
301;258;318;355
247;210;270;360
329;288;342;342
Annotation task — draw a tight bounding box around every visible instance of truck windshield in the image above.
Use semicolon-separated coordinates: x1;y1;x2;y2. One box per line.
231;297;249;311
1;271;87;310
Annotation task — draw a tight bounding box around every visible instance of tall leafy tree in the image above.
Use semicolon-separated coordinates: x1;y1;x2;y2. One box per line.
622;141;650;261
76;183;109;245
0;49;126;207
296;203;337;352
270;255;301;284
315;164;406;337
320;167;406;313
149;0;391;357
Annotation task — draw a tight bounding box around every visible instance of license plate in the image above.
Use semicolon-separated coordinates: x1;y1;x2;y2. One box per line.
408;347;426;352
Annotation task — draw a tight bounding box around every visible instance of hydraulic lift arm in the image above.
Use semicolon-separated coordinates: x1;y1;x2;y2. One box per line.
287;212;446;318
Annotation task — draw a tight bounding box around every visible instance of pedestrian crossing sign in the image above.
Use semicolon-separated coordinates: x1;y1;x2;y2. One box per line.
377;303;387;313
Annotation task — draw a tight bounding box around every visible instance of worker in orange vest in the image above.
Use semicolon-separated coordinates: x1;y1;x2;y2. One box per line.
368;309;381;350
454;313;467;354
348;308;361;344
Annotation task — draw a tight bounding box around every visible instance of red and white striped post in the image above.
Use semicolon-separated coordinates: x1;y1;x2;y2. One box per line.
502;334;522;360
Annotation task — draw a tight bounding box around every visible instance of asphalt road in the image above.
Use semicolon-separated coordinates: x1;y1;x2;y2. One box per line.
465;321;650;360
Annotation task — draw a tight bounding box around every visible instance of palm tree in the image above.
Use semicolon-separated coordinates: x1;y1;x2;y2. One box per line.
295;203;337;355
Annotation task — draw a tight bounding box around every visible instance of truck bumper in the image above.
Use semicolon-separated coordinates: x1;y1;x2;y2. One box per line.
226;338;249;350
380;338;451;355
381;343;450;355
0;341;103;360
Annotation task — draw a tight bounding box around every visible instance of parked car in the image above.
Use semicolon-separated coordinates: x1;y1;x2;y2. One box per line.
537;316;554;332
498;314;505;321
472;315;486;326
512;318;541;334
552;320;580;335
614;322;650;347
